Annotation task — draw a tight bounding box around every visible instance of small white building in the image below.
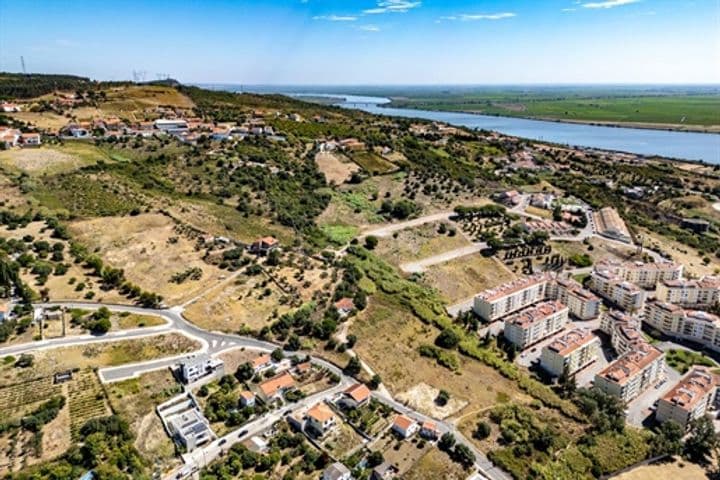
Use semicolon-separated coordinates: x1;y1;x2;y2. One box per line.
391;414;418;439
179;355;224;385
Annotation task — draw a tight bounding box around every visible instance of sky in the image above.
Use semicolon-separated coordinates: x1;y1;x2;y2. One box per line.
0;0;719;85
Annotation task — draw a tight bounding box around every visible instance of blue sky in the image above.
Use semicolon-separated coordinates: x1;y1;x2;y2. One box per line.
0;0;718;84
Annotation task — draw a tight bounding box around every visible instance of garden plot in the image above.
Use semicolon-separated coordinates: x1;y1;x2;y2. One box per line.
68;370;112;439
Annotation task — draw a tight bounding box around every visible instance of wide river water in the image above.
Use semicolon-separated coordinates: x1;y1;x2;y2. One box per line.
294;93;720;164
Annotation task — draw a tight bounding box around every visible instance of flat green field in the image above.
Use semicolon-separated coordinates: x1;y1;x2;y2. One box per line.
386;87;720;129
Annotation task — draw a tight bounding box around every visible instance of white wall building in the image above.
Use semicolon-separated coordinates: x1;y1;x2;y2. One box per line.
503;300;569;350
552;277;601;320
645;301;720;353
473;273;552;322
656;367;719;430
594;342;665;403
590;269;646;313
541;328;601;378
655;276;720;308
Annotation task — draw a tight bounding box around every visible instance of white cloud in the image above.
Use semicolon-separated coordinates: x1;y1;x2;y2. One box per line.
441;12;516;21
582;0;641;9
358;24;381;31
363;1;421;15
312;14;358;21
561;8;577;12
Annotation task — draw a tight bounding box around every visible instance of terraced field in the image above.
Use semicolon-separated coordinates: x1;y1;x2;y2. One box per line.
67;370;111;440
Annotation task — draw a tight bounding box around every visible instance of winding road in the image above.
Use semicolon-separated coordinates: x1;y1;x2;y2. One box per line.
0;300;505;480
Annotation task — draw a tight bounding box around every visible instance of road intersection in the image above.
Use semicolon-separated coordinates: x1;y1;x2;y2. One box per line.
0;300;505;480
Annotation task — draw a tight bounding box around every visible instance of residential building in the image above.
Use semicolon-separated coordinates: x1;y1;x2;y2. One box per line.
20;133;41;147
249;236;279;255
601;310;644;355
391;414;418;438
340;383;371;409
1;102;20;112
371;462;398;480
306;403;337;436
165;408;214;451
158;394;215;452
494;190;521;207
540;328;601;378
595;259;683;289
239;391;255;408
552;277;601;320
0;127;21;147
420;421;440;440
644;301;720;353
252;353;273;372
256;372;295;403
179;355;224;385
503;300;569;350
339;138;365;151
473;273;552;322
154;119;188;131
590;269;646;313
334;297;355;317
681;218;710;234
594;342;665;403
656;277;720;308
593;207;632;243
323;462;352;480
656;367;719;430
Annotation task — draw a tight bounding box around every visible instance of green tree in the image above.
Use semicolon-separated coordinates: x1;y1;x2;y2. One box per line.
651;420;684;457
439;432;456;452
364;235;379;250
435;328;460;349
473;421;491;440
684;416;717;464
343;356;362;376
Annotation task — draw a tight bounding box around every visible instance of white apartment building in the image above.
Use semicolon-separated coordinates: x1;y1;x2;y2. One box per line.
473;273;552;322
590;269;646;313
600;310;643;355
595;259;683;289
644;301;720;353
656;367;719;430
655;276;720;308
179;355;225;385
552;277;601;320
503;300;569;350
594;342;665;403
541;328;601;378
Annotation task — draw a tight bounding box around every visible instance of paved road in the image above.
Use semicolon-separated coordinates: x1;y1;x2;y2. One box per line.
372;391;508;480
5;300;505;479
400;242;487;273
360;211;454;238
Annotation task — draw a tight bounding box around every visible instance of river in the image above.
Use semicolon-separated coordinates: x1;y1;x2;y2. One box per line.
292;93;720;164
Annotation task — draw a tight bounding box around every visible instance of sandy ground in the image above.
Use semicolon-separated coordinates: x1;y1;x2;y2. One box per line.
396;382;468;419
404;448;467;480
69;213;228;305
315;151;359;185
612;457;709;480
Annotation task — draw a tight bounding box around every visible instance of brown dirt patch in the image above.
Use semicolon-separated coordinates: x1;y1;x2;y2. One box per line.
613;457;709;480
396;382;467;419
422;254;516;303
69;213;227;305
315;152;359;185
